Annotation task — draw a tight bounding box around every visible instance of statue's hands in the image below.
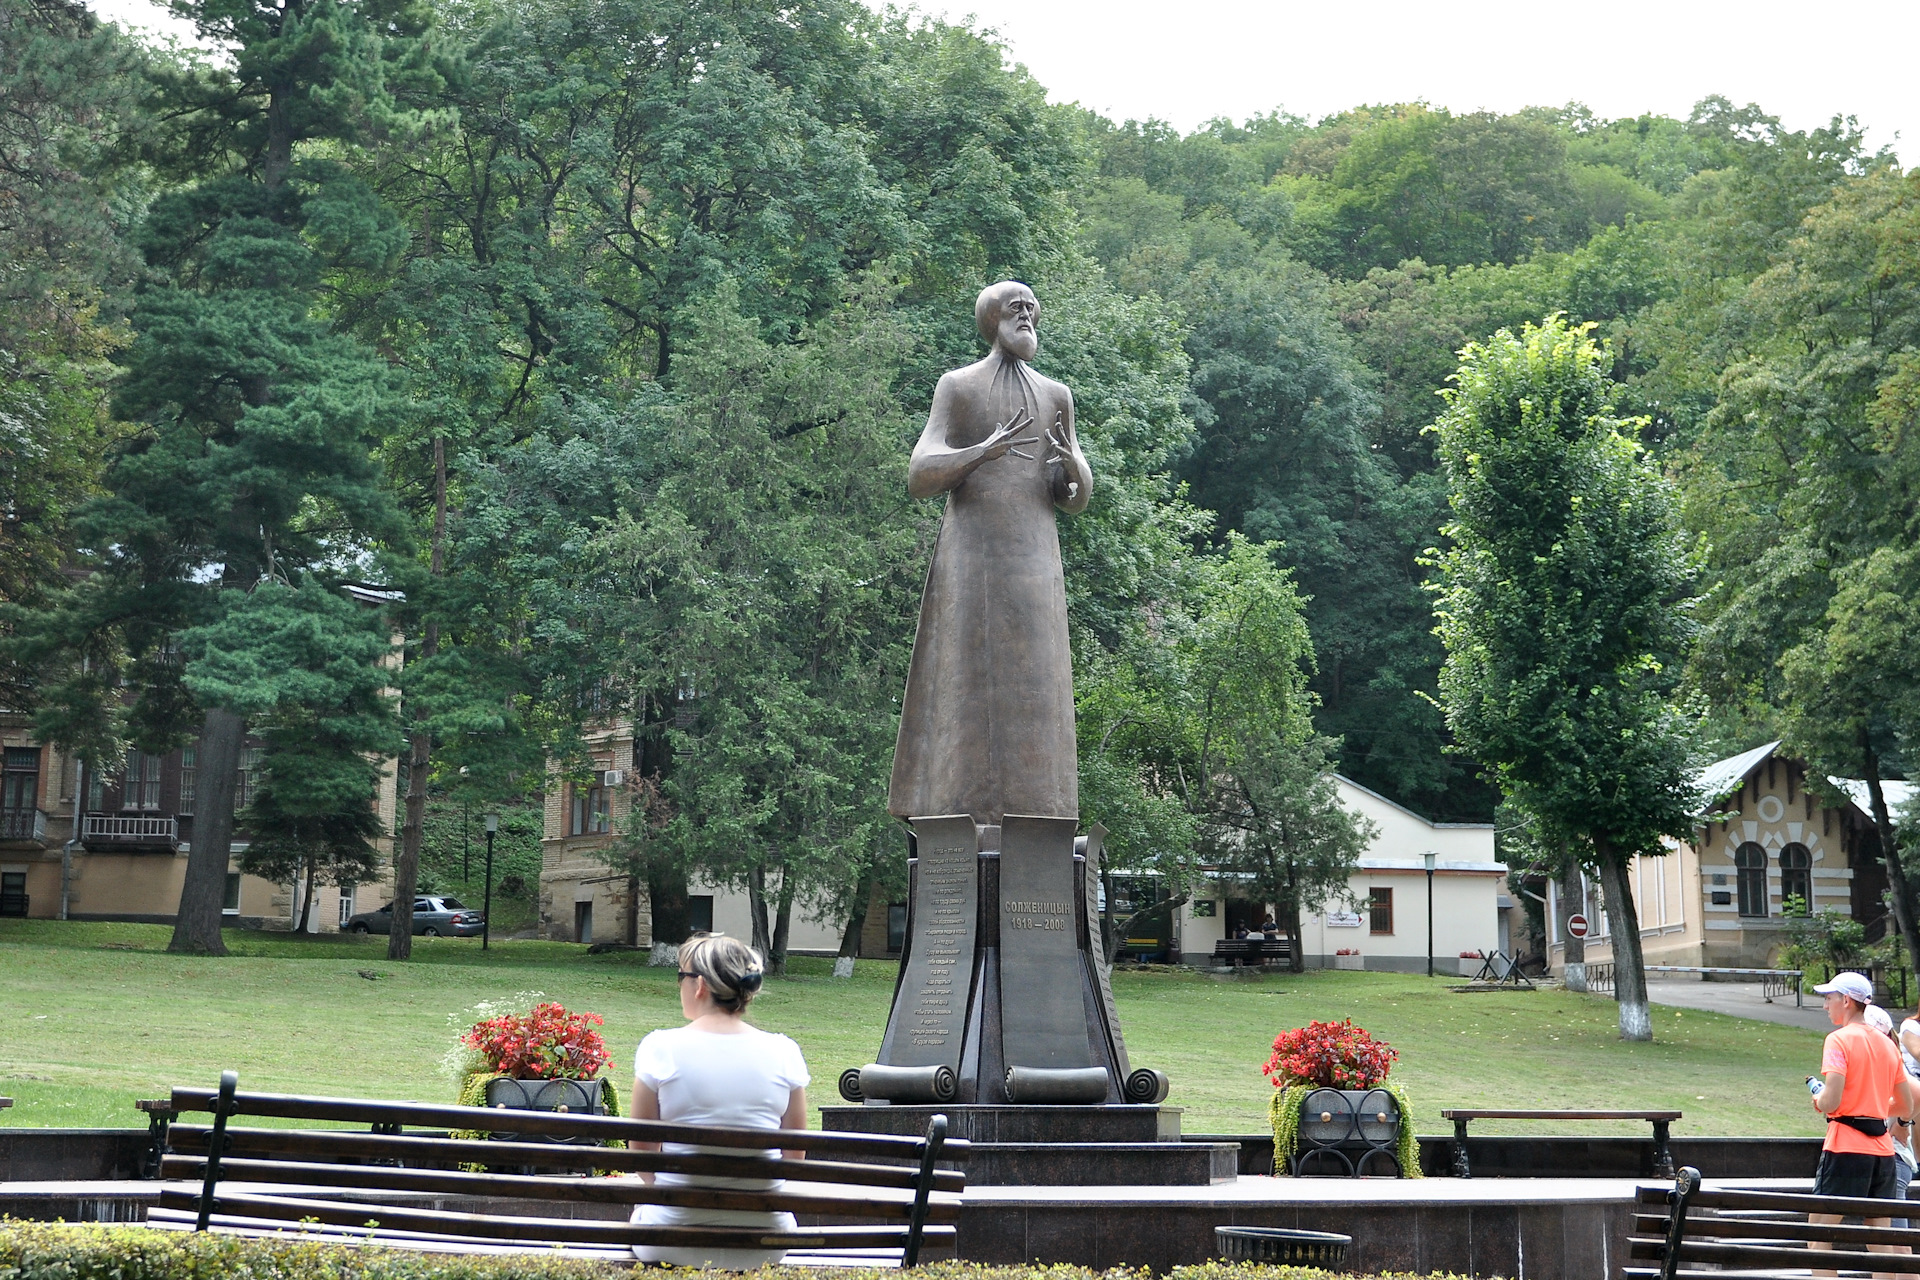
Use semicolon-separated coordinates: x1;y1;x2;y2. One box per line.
1043;412;1073;467
1046;412;1082;501
979;405;1040;461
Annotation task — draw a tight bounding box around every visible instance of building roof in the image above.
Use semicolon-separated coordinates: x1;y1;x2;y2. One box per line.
1693;740;1779;809
1830;778;1919;820
1689;738;1916;825
1332;774;1496;831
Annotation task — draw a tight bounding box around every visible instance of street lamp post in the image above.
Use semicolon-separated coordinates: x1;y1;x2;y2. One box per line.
482;813;499;952
1423;851;1437;978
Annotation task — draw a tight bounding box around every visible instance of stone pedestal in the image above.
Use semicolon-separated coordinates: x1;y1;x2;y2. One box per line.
851;815;1134;1106
831;815;1202;1184
820;1104;1237;1186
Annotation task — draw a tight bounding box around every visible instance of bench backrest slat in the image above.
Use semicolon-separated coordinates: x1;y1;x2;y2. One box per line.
160;1155;961;1222
1443;1109;1681;1121
1635;1213;1920;1248
167;1086;967;1162
158;1188;945;1250
1667;1239;1920;1274
166;1125;963;1192
1686;1184;1917;1219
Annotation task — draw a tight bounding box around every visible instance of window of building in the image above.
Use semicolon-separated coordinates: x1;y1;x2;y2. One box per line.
1734;842;1768;918
234;747;264;812
337;886;356;927
3;748;40;837
1780;843;1812;912
223;872;241;914
1368;887;1394;935
123;749;162;811
178;746;196;815
570;784;610;836
86;760;105;811
687;894;714;935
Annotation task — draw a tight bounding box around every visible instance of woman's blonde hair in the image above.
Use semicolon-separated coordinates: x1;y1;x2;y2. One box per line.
678;933;765;1013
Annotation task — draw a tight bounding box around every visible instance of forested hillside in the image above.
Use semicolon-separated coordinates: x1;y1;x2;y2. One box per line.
4;0;1914;956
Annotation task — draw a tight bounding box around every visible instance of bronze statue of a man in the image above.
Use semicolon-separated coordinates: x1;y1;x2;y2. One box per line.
888;281;1093;832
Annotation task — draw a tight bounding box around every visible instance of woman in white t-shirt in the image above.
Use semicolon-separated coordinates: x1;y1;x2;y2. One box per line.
627;933;810;1268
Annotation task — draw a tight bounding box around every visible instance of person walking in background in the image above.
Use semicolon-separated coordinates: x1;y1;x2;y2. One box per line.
1866;1004;1915;1227
626;934;810;1269
1899;1002;1920;1079
1808;973;1920;1277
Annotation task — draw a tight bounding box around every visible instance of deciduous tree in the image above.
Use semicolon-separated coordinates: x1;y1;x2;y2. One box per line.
1432;315;1698;1040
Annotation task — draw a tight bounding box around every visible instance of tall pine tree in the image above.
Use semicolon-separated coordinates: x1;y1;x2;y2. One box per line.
17;0;435;953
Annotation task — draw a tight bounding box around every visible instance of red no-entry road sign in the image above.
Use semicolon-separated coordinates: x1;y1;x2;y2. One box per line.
1566;914;1590;939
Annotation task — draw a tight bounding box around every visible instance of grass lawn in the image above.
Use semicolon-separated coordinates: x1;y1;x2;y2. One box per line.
0;919;1827;1138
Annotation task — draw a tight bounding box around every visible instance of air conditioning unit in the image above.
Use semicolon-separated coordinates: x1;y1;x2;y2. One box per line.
601;769;624;788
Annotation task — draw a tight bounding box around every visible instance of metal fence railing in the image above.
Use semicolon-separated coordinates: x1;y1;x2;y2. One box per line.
1573;963;1912;1007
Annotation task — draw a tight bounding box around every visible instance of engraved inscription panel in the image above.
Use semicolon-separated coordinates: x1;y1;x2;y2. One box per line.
999;814;1093;1070
881;815;979;1069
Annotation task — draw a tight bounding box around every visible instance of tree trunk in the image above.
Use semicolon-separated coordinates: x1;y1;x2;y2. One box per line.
1862;737;1920;973
169;706;244;955
1596;843;1651;1041
747;864;771;956
388;733;428;958
390;437;446;961
625;871;641;947
1285;862;1304;974
647;853;690;944
770;873;794;977
834;854;875;978
1559;856;1588;992
294;853;318;934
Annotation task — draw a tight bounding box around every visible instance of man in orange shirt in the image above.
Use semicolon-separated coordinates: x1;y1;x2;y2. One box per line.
1810;972;1920;1276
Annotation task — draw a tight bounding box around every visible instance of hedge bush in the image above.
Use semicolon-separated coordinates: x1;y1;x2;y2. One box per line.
0;1223;1481;1280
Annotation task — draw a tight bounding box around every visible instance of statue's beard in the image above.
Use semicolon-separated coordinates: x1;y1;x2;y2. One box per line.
998;328;1037;362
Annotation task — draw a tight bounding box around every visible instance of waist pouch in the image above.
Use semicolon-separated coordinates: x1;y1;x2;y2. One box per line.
1831;1115;1891;1138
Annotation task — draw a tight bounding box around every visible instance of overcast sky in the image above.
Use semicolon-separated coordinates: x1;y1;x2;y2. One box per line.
91;0;1915;163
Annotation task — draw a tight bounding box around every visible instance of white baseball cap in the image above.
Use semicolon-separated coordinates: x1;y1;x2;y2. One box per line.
1814;972;1875;1004
1867;1004;1895;1034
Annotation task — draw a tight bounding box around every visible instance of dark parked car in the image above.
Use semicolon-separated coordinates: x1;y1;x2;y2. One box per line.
345;896;484;937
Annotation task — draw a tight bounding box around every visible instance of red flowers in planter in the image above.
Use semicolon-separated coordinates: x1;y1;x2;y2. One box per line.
462;1001;611;1080
1262;1018;1398;1090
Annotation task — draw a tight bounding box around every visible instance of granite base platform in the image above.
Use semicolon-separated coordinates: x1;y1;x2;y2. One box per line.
820;1103;1234;1185
958;1175;1656;1276
821;1103;1179;1142
1199;1132;1826;1179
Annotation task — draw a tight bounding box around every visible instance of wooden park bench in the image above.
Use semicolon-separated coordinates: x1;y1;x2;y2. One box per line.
1212;937;1291;966
1442;1108;1680;1179
146;1072;965;1266
1629;1165;1920;1278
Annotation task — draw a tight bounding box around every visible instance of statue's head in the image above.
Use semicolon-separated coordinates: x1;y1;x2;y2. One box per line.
976;280;1038;362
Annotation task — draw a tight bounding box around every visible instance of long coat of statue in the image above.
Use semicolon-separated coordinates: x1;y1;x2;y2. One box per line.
888;282;1093;828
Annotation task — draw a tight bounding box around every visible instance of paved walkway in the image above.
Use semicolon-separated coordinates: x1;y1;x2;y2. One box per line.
1645;979;1831;1032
